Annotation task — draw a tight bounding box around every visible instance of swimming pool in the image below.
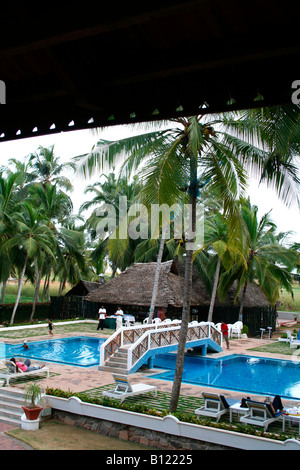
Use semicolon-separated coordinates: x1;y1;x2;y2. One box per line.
152;353;300;400
0;336;105;367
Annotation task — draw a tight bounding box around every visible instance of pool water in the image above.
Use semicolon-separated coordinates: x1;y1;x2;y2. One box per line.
0;336;105;367
153;353;300;400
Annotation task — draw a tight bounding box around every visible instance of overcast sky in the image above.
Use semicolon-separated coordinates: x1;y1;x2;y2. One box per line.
0;126;299;244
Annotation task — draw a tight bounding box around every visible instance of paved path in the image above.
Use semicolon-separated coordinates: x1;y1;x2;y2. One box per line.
0;422;32;450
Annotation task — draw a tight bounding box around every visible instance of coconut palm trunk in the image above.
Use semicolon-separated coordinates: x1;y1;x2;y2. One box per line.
169;149;197;412
10;254;28;324
238;282;248;321
30;261;43;322
148;225;167;322
207;257;221;322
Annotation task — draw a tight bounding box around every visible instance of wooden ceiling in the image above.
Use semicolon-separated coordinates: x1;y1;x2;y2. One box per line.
0;0;299;141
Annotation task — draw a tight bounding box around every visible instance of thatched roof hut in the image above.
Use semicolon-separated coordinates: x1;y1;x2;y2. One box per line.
65;280;101;297
85;260;269;309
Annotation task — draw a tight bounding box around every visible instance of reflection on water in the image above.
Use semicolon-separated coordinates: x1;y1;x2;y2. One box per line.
153;353;300;400
0;336;104;368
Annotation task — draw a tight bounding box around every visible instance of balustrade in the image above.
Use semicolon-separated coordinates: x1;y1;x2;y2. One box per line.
100;321;222;370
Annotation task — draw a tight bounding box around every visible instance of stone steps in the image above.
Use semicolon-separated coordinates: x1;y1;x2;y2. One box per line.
0;388;26;426
99;346;129;374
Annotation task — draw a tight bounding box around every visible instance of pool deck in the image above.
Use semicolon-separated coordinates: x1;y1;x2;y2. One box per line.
4;331;300;408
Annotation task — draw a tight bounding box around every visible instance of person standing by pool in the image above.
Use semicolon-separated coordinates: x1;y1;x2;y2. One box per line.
48;319;54;336
115;307;124;330
97;305;107;331
221;321;230;349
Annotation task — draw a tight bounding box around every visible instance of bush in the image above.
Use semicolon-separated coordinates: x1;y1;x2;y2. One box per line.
242;325;249;335
46;387;293;442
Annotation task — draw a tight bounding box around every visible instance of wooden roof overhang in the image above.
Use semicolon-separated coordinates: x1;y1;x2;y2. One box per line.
1;0;299;141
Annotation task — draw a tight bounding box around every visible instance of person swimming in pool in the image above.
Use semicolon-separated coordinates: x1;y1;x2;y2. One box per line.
21;341;29;350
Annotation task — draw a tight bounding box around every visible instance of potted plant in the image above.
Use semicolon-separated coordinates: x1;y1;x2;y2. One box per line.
22;382;44;421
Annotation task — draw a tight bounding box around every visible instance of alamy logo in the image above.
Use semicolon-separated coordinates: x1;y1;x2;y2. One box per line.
291;80;300;105
0;80;6;104
95;196;205;251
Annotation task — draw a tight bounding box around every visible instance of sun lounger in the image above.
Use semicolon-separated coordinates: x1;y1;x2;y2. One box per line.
195;392;239;422
102;373;158;403
239;399;284;430
0;360;49;386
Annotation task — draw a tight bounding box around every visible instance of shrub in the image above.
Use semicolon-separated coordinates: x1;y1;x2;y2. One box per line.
46;387;294;442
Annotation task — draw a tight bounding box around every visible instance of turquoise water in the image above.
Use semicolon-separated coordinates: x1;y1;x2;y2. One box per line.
153;353;300;400
0;336;105;367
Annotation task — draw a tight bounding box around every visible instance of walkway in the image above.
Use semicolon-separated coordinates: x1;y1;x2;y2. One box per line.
0;422;32;450
1;325;299;449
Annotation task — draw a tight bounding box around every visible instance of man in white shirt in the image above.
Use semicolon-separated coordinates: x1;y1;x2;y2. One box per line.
115;307;124;330
97;305;107;331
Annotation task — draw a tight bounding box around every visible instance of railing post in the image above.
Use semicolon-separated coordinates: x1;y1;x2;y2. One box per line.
127;347;132;371
100;344;104;366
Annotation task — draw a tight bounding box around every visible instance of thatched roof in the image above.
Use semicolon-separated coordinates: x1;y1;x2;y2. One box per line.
85;261;269;308
65;280;101;297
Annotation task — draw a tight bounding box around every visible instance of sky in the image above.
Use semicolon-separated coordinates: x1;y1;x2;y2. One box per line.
0;125;299;244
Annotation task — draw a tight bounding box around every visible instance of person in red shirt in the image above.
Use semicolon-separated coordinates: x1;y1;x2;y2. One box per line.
221;321;230;349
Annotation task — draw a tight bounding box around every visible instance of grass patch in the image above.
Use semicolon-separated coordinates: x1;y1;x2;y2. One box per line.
6;420;155;450
0;322;114;340
3;280;70;304
249;340;298;355
278;285;300;312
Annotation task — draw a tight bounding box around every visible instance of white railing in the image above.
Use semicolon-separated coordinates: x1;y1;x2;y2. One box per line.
99;321;181;366
99;321;222;370
126;322;222;371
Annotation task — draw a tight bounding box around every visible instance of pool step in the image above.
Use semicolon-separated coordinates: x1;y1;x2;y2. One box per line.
99;346;130;374
0;388;26;426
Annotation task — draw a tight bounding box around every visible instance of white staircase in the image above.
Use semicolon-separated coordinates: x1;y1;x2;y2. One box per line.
0;388;25;426
101;345;130;374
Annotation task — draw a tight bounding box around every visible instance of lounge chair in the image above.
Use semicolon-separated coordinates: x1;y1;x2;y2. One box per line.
0;360;49;386
231;321;243;338
195;392;239;422
102;373;158;403
239;399;284;430
289;331;300;348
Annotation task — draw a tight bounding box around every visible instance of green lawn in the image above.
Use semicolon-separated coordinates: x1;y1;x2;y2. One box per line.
2;281;69;304
278;284;300;312
0;321;114;339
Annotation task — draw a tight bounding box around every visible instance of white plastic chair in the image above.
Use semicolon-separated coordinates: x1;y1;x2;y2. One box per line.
231;321;243;338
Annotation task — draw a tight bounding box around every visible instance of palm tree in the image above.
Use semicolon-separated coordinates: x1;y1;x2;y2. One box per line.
29;145;76;192
54;224;91;295
228;199;299;316
222;105;300;208
78;105;300;412
80;172;142;277
0;203;56;324
0;171;24;302
194;212;242;322
78;116;248;412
